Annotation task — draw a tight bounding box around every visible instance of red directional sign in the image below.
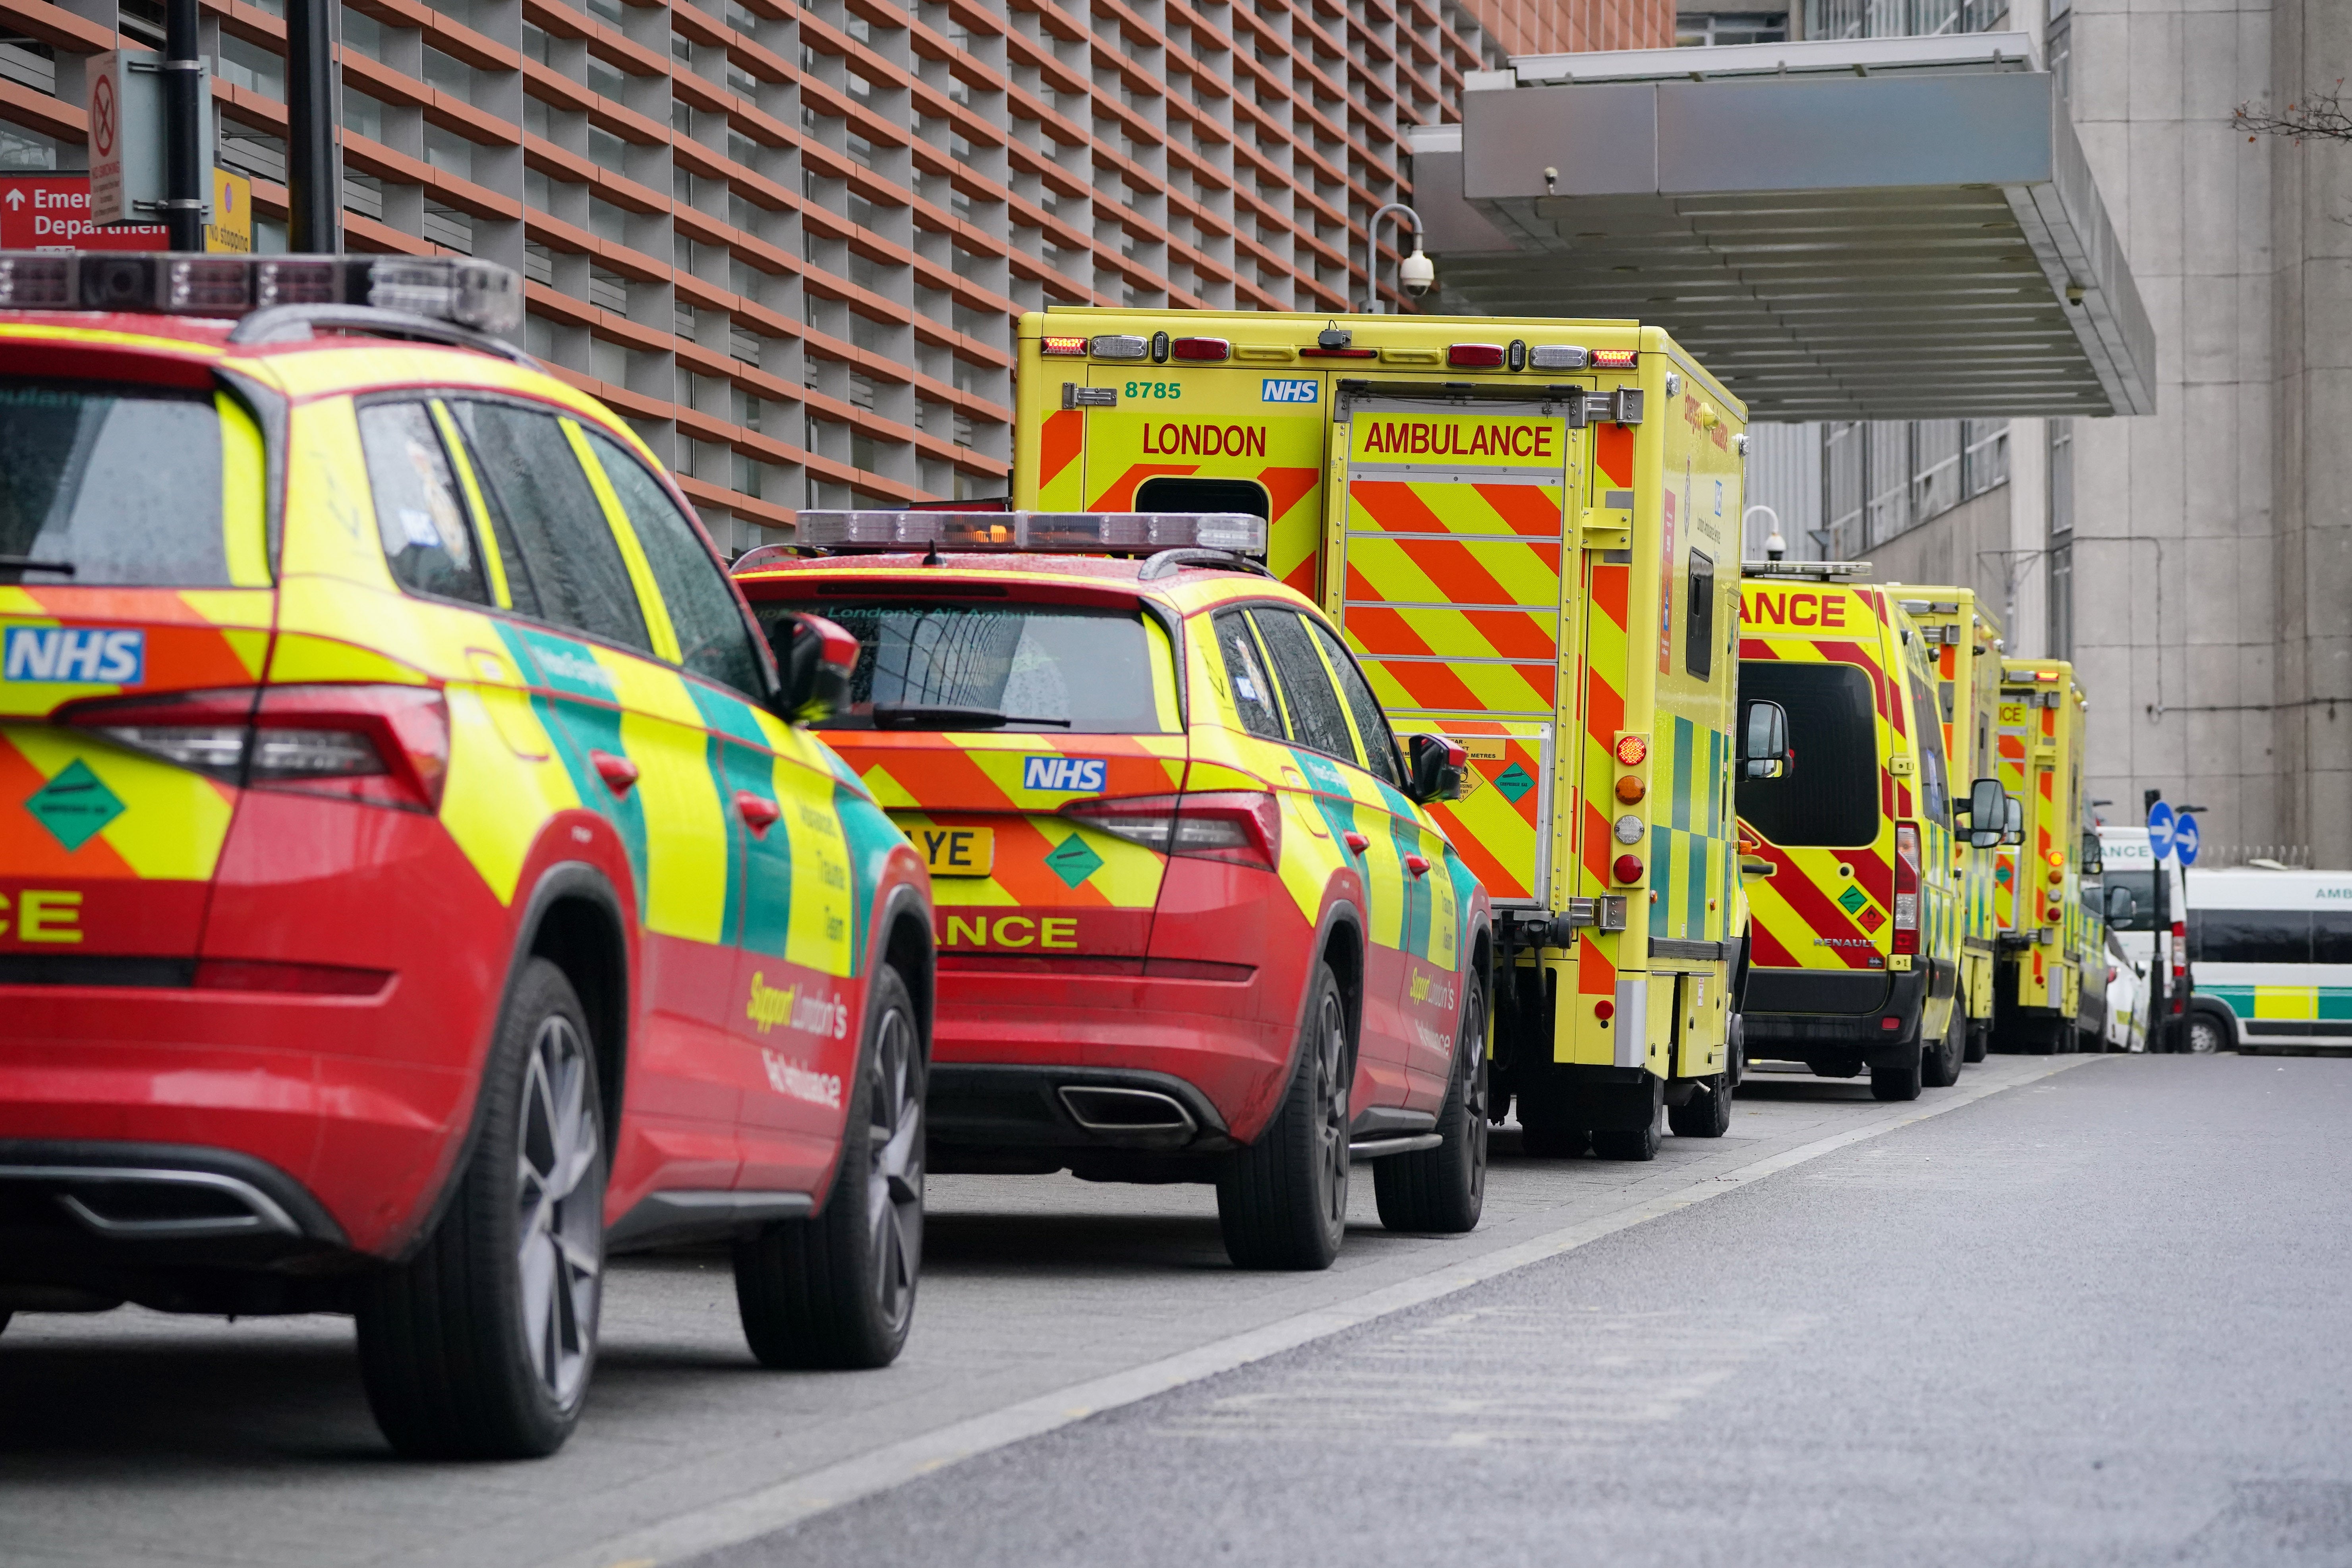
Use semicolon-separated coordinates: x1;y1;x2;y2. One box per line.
0;174;169;251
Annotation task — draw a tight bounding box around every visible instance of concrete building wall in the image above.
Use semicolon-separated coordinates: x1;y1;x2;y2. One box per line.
2270;0;2352;865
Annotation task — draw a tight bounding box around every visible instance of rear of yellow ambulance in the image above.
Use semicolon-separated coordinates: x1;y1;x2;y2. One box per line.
1734;574;1941;1096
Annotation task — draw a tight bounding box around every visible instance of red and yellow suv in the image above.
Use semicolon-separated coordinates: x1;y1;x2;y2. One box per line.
733;510;1493;1270
0;253;932;1458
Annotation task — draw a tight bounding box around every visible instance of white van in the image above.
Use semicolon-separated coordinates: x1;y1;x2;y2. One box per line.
2096;826;2190;1048
2180;867;2352;1053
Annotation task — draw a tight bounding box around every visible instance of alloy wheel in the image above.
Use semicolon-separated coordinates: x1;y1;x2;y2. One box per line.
1314;987;1350;1232
865;1002;924;1338
514;1014;602;1411
1461;987;1488;1209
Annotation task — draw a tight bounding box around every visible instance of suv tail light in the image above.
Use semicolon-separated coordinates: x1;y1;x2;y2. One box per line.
1065;791;1280;872
61;684;451;812
1892;823;1921;955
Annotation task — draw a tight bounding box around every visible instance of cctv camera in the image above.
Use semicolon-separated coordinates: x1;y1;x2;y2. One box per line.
1399;247;1434;298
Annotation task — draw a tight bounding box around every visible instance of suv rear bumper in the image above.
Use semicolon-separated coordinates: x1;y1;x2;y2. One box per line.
931;963;1294;1150
0;979;483;1259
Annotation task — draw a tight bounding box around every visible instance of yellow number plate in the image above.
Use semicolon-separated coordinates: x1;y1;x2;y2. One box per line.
915;826;995;877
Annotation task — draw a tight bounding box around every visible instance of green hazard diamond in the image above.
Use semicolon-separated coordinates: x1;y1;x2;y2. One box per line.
1837;884;1869;915
26;759;124;852
1492;762;1534;803
1044;832;1105;888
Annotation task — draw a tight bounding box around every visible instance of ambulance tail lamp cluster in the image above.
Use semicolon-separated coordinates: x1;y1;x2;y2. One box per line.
0;251;521;334
792;509;1268;559
59;684;451;812
1892;823;1922;956
1063;792;1281;872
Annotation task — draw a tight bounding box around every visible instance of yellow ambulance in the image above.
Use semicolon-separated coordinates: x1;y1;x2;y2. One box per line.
1993;659;2100;1050
1891;590;2009;1061
1733;565;1974;1099
1011;309;1756;1160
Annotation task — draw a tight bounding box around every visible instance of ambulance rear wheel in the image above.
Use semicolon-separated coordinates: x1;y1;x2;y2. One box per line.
1590;1120;1661;1161
1963;1023;1989;1064
2186;1011;2229;1054
1666;1074;1731;1138
1218;964;1350;1271
1375;979;1487;1233
1921;1011;1965;1089
1518;1123;1587;1159
1870;1043;1923;1102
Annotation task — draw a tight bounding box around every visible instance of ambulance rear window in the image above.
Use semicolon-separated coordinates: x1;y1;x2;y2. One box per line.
0;381;246;588
1736;661;1878;846
777;600;1171;734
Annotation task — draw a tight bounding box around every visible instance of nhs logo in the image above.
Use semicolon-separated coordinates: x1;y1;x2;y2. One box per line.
1262;378;1319;405
2;626;144;685
1022;755;1107;794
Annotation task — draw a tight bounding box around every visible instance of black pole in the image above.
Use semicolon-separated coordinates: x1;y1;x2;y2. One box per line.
2143;786;2168;1050
162;0;205;251
284;0;340;253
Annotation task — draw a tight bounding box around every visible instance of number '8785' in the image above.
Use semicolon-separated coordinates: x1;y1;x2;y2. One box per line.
1124;382;1181;400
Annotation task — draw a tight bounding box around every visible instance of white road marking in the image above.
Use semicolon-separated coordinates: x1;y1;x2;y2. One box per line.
544;1055;2101;1568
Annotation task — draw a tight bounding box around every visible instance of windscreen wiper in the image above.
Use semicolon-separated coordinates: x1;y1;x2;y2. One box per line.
0;556;75;577
870;703;1073;731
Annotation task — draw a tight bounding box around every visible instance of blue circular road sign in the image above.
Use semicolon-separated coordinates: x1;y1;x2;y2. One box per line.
2147;801;2176;859
2175;812;2200;867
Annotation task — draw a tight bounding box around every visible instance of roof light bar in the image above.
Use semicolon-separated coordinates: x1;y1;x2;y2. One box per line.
1741;560;1872;579
0;251;521;334
794;510;1268;558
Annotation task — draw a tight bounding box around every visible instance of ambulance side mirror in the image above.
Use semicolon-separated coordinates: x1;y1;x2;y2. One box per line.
1406;733;1466;804
1963;776;2006;848
1739;700;1790;780
767;612;859;725
2001;794;2024;846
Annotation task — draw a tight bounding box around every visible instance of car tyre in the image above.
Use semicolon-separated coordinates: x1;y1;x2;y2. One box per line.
1219;963;1350;1271
1375;977;1487;1234
2185;1010;2229;1055
355;958;606;1460
1589;1117;1661;1162
734;964;925;1370
1870;1040;1924;1102
1921;1010;1965;1089
1666;1074;1732;1138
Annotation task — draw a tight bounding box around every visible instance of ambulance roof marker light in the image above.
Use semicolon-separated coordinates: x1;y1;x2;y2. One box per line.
1170;336;1230;361
1528;344;1588;371
1041;335;1089;356
1090;334;1148;360
1447;342;1506;368
1305;323;1375;359
1591;348;1639;370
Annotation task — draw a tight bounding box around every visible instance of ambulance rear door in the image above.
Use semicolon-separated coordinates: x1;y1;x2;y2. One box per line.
1323;391;1585;911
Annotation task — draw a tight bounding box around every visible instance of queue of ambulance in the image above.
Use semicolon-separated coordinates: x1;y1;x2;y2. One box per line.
0;252;2157;1463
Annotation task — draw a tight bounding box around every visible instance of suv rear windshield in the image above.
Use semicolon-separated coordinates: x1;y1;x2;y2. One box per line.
769;599;1171;733
1736;661;1880;847
0;382;257;588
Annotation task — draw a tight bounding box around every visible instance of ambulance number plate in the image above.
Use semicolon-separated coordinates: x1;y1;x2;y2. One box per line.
916;826;995;877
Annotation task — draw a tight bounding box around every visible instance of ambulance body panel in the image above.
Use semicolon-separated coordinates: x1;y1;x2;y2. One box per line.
1734;577;1964;1087
1015;310;1749;1153
1993;659;2099;1050
1894;590;2005;1054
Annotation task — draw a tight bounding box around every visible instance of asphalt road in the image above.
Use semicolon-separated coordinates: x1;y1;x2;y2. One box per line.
5;1054;2342;1568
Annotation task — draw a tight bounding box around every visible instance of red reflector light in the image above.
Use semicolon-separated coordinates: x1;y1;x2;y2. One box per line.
1041;335;1088;356
1591;349;1638;370
1595;999;1614;1022
1447;342;1506;368
1880;1016;1903;1031
194;960;394;996
1612;853;1643;884
1614;734;1648;766
1170;337;1230;361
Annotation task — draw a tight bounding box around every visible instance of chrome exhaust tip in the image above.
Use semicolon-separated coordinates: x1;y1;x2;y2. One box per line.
1057;1086;1199;1136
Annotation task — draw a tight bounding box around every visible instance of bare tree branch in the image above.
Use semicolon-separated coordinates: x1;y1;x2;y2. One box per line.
2236;83;2352;143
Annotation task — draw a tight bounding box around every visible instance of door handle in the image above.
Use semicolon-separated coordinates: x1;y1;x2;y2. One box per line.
735;791;781;837
1343;830;1370;855
590;749;639;796
1404;853;1430;877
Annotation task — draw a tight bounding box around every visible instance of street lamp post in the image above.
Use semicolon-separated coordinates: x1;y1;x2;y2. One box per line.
1362;203;1432;314
160;0;205;251
284;0;342;252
